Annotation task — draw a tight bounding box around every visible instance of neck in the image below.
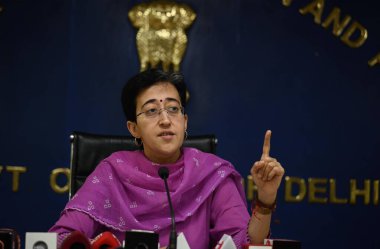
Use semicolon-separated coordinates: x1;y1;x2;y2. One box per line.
143;150;182;165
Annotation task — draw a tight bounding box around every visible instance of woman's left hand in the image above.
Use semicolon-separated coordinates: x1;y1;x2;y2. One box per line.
250;130;285;205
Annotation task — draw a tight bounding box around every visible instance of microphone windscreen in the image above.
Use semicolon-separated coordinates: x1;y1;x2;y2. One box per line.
91;232;121;249
60;231;91;249
158;166;169;180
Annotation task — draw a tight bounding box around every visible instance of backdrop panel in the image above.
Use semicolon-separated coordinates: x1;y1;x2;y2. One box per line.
0;0;379;248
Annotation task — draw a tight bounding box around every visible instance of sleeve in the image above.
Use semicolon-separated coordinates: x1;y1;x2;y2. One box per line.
209;177;250;248
48;209;104;247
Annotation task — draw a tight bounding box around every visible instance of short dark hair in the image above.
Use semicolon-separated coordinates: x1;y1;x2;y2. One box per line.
121;69;188;122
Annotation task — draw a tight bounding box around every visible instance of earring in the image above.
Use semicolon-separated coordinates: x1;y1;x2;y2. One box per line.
134;137;143;147
184;130;188;140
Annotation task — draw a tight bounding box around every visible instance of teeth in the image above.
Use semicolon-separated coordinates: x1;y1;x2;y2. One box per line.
161;132;173;136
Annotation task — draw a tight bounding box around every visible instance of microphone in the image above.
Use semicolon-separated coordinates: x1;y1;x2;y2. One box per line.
0;228;20;249
158;166;177;249
91;232;121;249
60;231;91;249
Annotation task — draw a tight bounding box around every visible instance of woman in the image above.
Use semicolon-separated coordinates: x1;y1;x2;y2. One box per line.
49;69;284;248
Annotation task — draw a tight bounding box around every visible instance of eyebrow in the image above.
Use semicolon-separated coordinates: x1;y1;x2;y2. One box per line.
140;97;181;109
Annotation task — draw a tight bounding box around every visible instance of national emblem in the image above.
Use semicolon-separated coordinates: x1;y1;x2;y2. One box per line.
128;0;196;72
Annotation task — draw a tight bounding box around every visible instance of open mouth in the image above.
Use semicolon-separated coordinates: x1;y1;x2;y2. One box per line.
158;131;175;137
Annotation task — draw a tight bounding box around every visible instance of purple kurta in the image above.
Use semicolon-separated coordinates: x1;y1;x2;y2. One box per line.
49;148;250;248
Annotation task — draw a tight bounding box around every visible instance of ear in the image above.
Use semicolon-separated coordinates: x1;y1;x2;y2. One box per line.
184;114;188;131
127;121;141;138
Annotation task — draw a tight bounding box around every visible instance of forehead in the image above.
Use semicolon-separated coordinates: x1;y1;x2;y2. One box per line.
136;82;180;106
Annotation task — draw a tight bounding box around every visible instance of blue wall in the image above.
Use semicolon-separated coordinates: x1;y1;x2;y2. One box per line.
0;0;379;248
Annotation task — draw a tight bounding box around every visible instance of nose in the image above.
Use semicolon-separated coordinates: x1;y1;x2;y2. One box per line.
158;109;171;125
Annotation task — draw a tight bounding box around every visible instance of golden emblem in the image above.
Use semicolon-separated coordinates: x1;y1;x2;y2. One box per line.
128;0;196;72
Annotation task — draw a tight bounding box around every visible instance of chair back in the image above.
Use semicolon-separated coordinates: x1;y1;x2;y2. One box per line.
69;131;217;198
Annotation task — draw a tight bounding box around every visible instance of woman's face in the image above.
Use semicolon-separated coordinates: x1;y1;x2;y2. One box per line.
127;82;188;164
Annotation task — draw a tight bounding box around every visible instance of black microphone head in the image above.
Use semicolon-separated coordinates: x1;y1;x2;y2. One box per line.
61;231;91;249
158;166;169;180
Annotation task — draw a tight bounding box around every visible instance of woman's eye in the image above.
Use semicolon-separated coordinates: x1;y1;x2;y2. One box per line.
167;106;179;113
146;108;158;115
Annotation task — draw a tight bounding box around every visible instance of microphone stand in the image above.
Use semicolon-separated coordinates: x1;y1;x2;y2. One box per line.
158;167;177;249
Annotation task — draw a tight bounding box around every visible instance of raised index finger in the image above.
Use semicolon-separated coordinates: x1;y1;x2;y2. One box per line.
261;130;272;159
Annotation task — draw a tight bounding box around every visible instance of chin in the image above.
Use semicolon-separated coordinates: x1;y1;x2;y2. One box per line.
160;144;181;155
157;142;182;156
